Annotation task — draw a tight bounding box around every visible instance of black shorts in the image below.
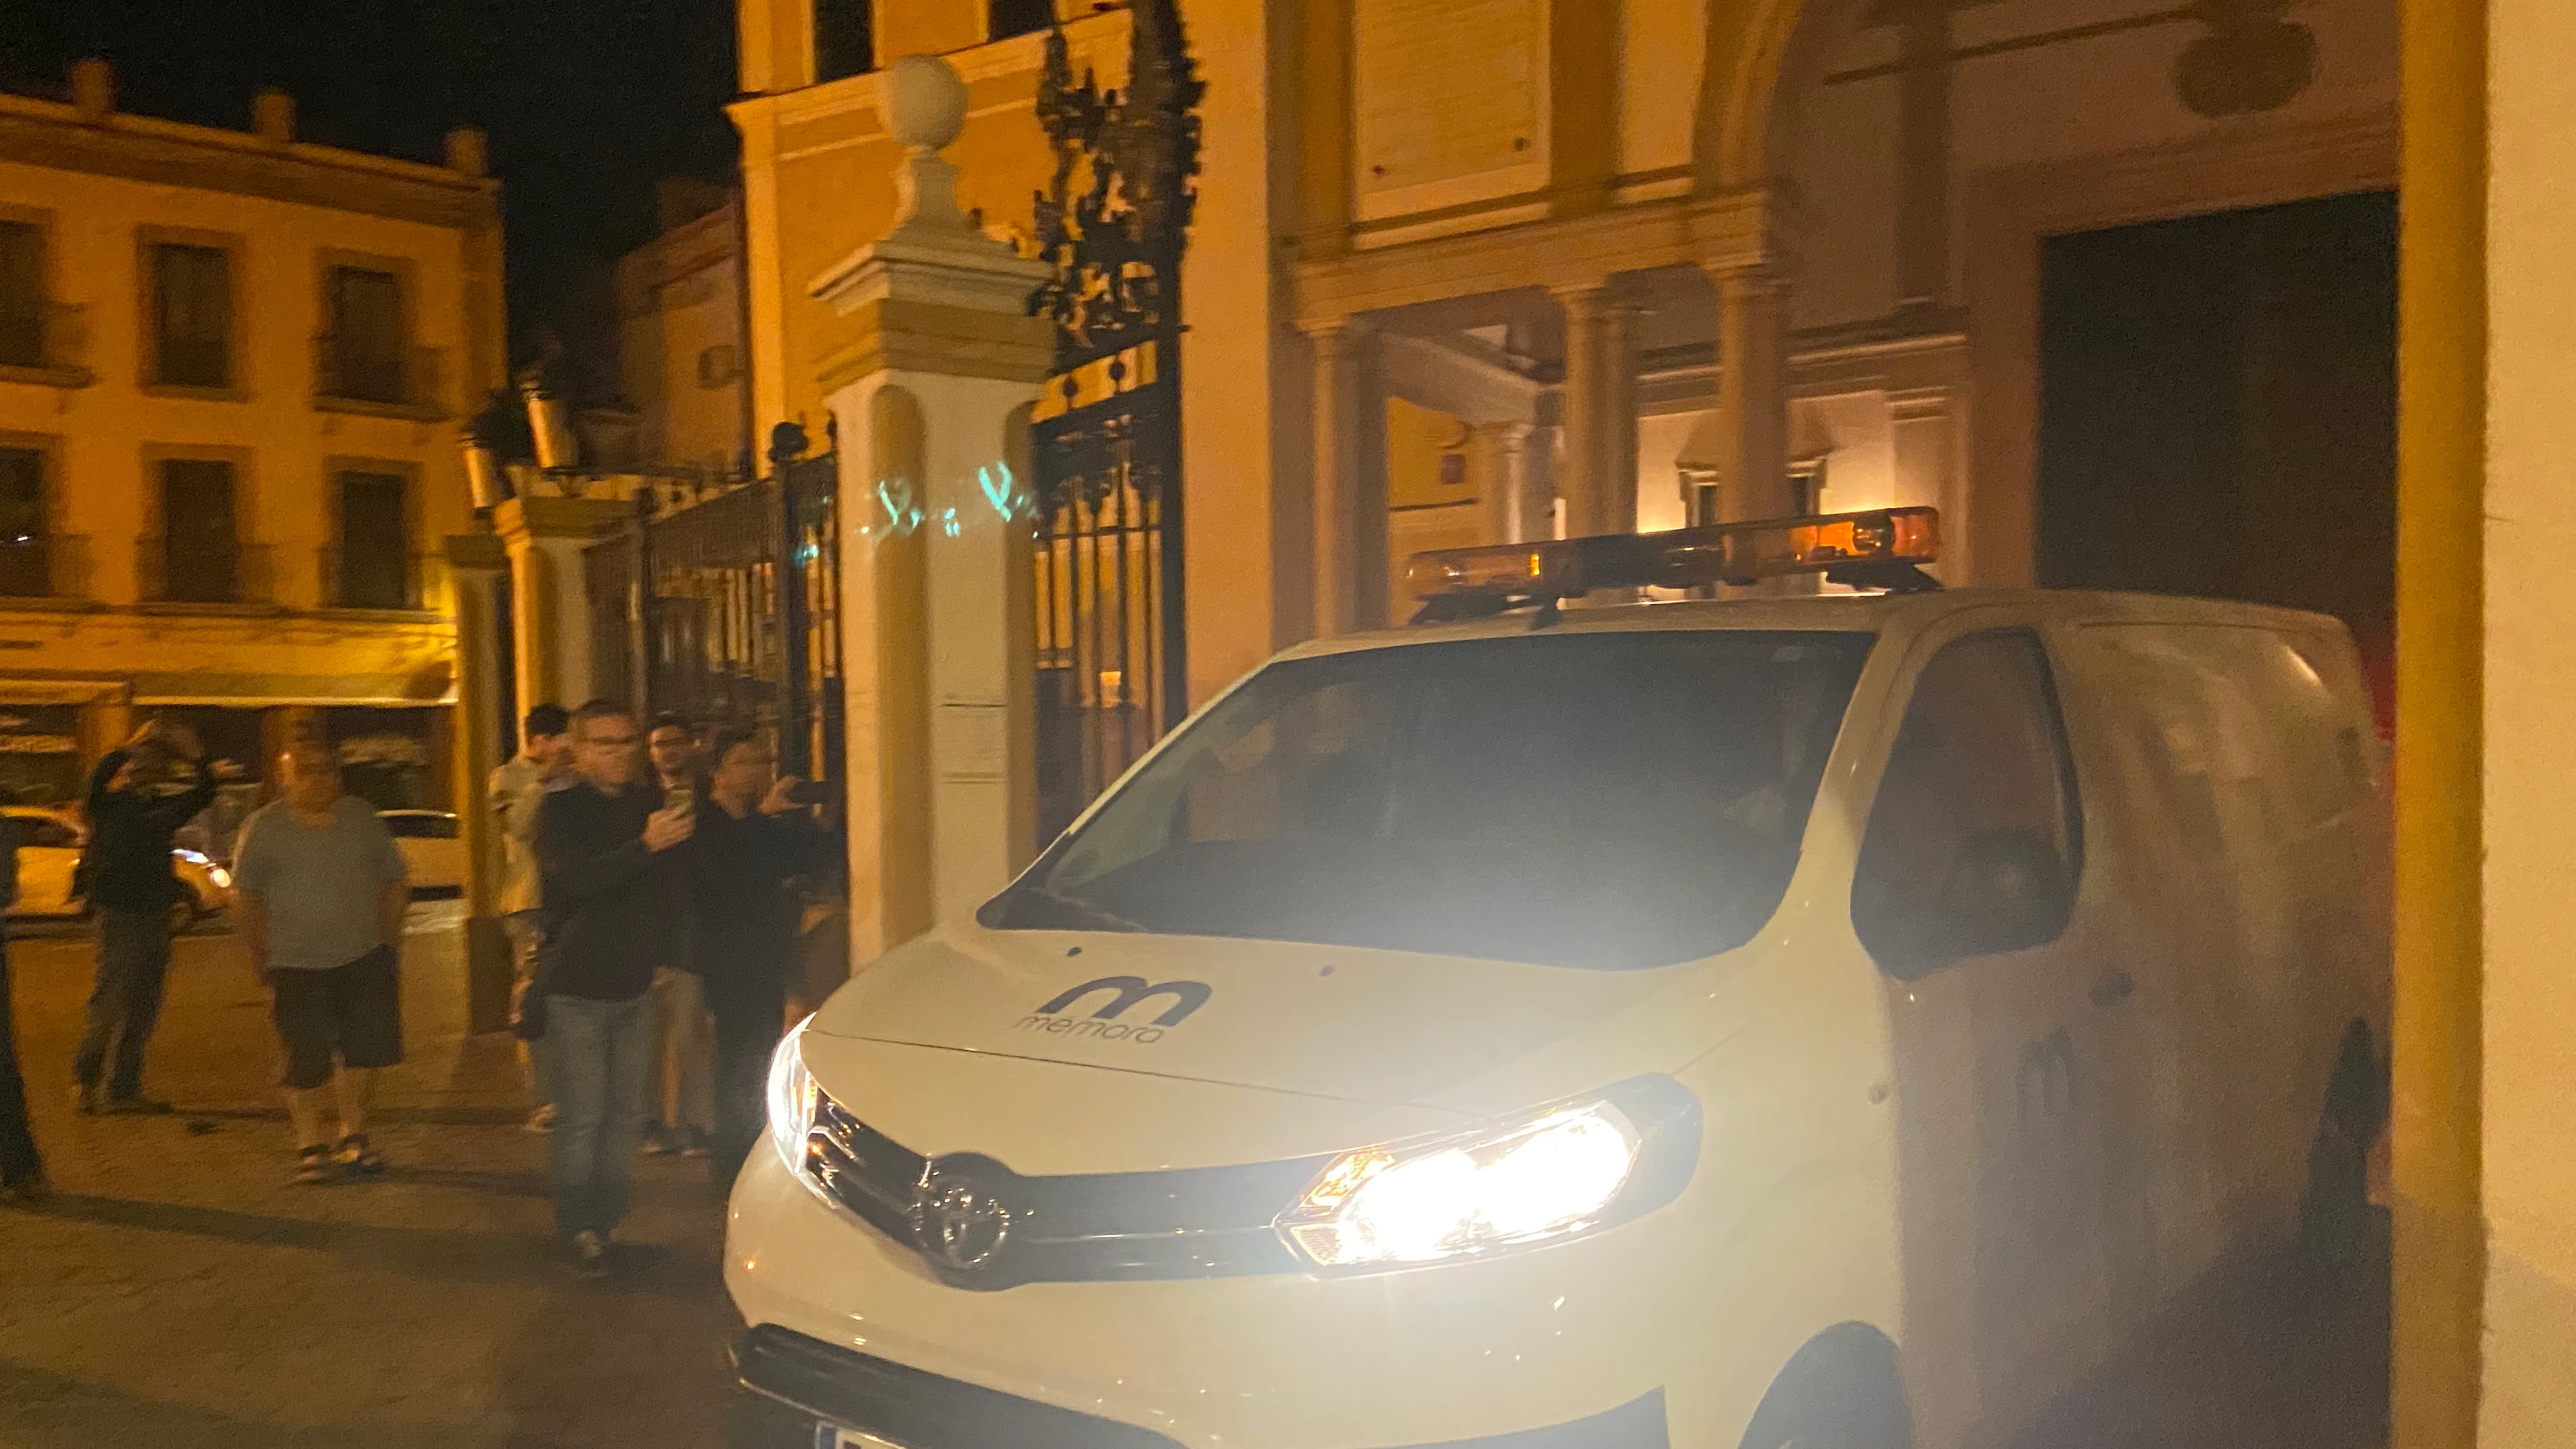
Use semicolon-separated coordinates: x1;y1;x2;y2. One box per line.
271;944;403;1089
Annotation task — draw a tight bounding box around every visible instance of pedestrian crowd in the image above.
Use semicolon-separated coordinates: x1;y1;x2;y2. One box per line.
0;704;841;1281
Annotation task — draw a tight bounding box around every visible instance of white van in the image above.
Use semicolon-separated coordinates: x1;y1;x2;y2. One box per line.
725;510;2390;1449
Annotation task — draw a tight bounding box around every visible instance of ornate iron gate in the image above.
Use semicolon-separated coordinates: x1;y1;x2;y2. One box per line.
1026;1;1204;840
583;427;844;788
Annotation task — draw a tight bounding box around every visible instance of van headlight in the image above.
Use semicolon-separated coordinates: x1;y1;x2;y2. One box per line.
766;1014;819;1172
1275;1076;1701;1270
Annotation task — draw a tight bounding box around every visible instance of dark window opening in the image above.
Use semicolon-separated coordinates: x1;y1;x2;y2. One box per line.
0;222;43;369
2038;190;2397;735
336;471;412;609
0;447;47;597
326;267;406;404
159;459;241;603
815;0;875;81
151;243;233;389
990;0;1054;41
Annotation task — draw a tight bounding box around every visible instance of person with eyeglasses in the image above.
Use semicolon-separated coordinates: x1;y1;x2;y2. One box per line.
531;699;693;1276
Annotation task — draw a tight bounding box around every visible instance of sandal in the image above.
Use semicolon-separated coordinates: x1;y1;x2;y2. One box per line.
334;1133;388;1176
295;1144;341;1184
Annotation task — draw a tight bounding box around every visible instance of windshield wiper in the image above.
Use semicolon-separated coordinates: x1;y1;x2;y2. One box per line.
1008;885;1145;932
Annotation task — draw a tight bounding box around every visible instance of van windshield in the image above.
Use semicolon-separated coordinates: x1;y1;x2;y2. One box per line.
982;630;1876;970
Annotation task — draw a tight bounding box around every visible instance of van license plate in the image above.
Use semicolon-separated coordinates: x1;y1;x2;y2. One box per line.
820;1429;908;1449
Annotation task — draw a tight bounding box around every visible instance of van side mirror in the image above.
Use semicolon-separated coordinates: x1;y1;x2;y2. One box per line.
1940;827;2073;960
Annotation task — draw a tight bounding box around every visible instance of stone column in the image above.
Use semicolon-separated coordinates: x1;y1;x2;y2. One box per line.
443;530;515;1032
1707;263;1794;524
491;495;630;713
811;55;1052;959
1304;319;1388;635
1554;285;1640;538
1474;421;1535;545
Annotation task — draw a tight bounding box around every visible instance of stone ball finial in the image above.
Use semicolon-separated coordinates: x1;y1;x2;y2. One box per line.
884;55;969;153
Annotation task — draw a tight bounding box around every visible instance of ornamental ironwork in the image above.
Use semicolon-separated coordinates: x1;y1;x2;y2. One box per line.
1026;0;1204;841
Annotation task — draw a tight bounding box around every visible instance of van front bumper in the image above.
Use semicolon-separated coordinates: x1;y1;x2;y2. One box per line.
726;1146;1696;1449
729;1324;1670;1449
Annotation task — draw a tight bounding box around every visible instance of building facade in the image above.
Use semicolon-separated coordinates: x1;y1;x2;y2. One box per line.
617;179;755;484
0;63;503;814
716;5;2576;1442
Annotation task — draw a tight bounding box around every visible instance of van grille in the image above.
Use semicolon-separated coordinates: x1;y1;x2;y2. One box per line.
800;1086;1327;1288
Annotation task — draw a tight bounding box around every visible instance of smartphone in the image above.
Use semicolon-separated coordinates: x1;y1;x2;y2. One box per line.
786;778;833;806
664;784;695;815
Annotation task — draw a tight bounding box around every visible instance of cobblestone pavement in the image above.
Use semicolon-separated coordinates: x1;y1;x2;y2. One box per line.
0;910;740;1449
0;911;2387;1449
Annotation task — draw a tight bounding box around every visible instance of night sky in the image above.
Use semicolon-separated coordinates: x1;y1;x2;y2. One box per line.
0;0;742;382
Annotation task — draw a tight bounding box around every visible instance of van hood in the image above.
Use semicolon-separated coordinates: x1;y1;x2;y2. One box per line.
806;924;1707;1112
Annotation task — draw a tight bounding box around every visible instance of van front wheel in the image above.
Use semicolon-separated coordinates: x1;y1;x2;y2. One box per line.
1737;1325;1911;1449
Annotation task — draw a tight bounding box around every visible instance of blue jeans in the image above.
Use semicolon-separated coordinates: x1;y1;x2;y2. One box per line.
546;992;654;1236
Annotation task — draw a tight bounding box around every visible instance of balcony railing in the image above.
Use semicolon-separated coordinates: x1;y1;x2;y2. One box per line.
136;537;273;607
0;533;91;600
0;303;92;385
320;546;447;613
313;336;445;417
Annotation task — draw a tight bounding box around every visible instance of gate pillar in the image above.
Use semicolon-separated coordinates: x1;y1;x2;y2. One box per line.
491;495;630;713
812;55;1052;960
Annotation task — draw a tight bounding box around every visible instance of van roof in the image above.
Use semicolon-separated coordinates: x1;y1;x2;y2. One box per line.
1280;588;2353;663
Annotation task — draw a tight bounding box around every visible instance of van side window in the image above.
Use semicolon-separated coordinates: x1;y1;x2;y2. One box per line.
1853;629;2082;978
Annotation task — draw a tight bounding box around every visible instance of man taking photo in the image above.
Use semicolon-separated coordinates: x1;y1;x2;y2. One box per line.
491;703;573;1132
73;717;215;1114
232;738;411;1183
641;713;712;1158
682;727;840;1181
535;699;692;1276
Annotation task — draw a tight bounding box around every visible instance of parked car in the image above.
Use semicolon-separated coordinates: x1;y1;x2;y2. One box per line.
379;809;464;898
1;804;230;928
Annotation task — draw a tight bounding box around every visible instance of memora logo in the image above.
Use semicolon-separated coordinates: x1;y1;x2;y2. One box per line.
1017;975;1212;1044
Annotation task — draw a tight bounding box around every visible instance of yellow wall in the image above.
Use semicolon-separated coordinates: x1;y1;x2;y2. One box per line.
619;203;750;477
0;89;497;791
2480;0;2576;1438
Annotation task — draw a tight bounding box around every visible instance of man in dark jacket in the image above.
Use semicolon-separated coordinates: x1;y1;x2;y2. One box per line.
73;718;215;1114
684;726;840;1181
534;699;692;1276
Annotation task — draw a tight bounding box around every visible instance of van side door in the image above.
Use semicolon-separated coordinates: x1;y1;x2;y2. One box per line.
1856;623;2143;1445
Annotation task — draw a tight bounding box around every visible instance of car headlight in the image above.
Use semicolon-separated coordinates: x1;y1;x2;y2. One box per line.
1275;1076;1701;1270
766;1014;819;1174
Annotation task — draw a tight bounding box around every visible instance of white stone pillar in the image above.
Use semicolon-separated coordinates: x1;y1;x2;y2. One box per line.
1554;285;1640;538
443;529;515;1032
1474;421;1535;545
1707;263;1794;524
492;495;629;712
1304;319;1388;634
812;56;1052;955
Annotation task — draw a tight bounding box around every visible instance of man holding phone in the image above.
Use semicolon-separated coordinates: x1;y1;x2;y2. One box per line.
682;727;840;1180
641;713;714;1158
534;699;692;1276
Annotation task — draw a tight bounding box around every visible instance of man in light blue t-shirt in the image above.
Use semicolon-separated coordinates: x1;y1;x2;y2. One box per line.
233;739;409;1184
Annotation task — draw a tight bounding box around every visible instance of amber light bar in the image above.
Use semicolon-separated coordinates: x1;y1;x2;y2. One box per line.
1405;507;1941;611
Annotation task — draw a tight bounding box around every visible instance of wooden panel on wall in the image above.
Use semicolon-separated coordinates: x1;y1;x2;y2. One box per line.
1353;0;1549;221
